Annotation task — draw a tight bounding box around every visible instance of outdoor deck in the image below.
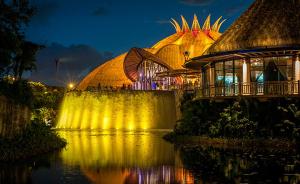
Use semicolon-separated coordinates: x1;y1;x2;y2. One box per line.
195;81;300;98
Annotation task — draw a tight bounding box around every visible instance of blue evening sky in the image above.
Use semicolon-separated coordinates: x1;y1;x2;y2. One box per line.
26;0;254;56
25;0;255;86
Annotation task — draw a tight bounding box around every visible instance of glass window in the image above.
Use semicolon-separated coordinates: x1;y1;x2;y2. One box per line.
215;62;224;86
224;60;234;85
234;59;243;83
251;58;264;82
264;57;286;81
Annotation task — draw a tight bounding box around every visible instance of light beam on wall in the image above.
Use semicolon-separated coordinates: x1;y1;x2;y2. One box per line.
295;56;300;81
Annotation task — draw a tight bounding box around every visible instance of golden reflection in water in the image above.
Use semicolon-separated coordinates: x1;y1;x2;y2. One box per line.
56;91;176;130
59;131;174;168
58;131;195;184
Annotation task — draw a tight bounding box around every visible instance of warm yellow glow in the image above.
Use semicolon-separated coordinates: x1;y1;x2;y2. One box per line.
58;131;174;168
77;14;225;90
57;131;192;183
68;83;74;89
56;91;176;130
295;56;300;81
243;60;248;83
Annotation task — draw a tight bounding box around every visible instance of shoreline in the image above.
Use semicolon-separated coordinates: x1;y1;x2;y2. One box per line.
164;134;297;151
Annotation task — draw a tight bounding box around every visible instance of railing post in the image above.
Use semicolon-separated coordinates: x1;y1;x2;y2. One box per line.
298;80;300;95
239;82;242;96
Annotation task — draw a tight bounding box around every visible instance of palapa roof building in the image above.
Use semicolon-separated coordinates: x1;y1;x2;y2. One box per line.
186;0;300;68
209;0;300;53
77;15;225;90
185;0;300;98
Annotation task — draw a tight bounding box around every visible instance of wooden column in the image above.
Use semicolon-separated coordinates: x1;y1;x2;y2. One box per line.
209;63;215;96
295;55;300;81
242;58;251;94
294;55;300;94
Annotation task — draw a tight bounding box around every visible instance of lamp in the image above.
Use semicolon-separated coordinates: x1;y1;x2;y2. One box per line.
183;51;190;62
68;83;74;89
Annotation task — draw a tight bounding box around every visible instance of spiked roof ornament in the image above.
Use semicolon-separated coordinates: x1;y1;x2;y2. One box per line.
191;14;201;31
181;15;190;32
170;18;181;33
170;14;225;35
202;15;211;30
216;19;226;32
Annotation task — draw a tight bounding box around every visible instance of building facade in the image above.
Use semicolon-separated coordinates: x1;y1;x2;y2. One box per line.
77;15;225;91
185;0;300;98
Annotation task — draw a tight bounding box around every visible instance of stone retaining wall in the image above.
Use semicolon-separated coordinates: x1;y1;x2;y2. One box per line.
0;96;31;138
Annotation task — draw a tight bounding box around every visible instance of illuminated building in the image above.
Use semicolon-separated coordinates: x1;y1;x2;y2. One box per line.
185;0;300;98
77;15;225;90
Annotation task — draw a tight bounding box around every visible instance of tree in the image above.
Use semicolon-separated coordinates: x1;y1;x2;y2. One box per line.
13;41;42;79
0;0;41;79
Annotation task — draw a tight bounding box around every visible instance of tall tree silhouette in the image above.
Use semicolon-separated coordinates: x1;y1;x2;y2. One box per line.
0;0;42;79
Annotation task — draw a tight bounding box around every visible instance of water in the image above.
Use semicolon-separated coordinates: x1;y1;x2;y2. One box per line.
1;130;300;184
56;91;177;130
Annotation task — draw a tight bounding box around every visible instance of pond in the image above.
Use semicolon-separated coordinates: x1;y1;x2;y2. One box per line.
1;130;300;184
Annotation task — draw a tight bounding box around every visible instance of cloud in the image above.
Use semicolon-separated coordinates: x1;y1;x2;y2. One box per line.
180;0;214;6
225;3;245;16
155;19;170;24
31;1;59;25
92;7;108;16
29;43;113;86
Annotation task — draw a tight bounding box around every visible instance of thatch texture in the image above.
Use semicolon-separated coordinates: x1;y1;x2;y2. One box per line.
77;53;132;90
77;15;224;90
207;0;300;54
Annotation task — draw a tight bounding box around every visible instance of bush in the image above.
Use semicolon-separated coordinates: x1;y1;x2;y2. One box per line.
175;98;228;136
0;79;34;107
171;93;300;141
0;121;66;161
218;102;257;139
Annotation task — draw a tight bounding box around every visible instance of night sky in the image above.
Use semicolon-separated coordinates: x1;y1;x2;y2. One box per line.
26;0;254;86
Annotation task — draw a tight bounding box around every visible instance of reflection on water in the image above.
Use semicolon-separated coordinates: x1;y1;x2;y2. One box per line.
179;146;300;183
2;131;300;183
59;131;190;184
56;91;176;130
60;131;173;168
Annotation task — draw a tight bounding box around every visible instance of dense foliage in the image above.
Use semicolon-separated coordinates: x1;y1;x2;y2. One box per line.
29;81;65;125
0;0;42;79
0;79;66;161
0;121;66;161
0;78;34;107
173;94;300;141
0;79;64;126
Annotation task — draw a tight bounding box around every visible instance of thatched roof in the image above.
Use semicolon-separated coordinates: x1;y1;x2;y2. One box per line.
206;0;300;54
77;53;132;90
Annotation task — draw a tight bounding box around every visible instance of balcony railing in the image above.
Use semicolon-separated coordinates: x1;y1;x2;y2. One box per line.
196;81;300;98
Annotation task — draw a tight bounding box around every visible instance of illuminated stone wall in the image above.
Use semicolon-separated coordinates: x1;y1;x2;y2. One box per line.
0;96;31;138
56;91;177;130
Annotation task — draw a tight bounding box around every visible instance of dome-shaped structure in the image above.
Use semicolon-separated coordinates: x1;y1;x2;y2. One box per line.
77;14;225;90
77;53;132;90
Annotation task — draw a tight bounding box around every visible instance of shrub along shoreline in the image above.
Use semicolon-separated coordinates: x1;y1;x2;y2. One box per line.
164;134;296;151
0;121;66;161
165;93;300;147
0;79;66;162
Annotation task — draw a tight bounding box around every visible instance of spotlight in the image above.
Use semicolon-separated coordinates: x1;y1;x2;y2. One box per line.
68;83;74;89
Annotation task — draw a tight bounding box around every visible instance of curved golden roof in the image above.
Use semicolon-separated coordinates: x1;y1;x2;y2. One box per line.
77;53;132;90
124;48;172;82
78;14;225;90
